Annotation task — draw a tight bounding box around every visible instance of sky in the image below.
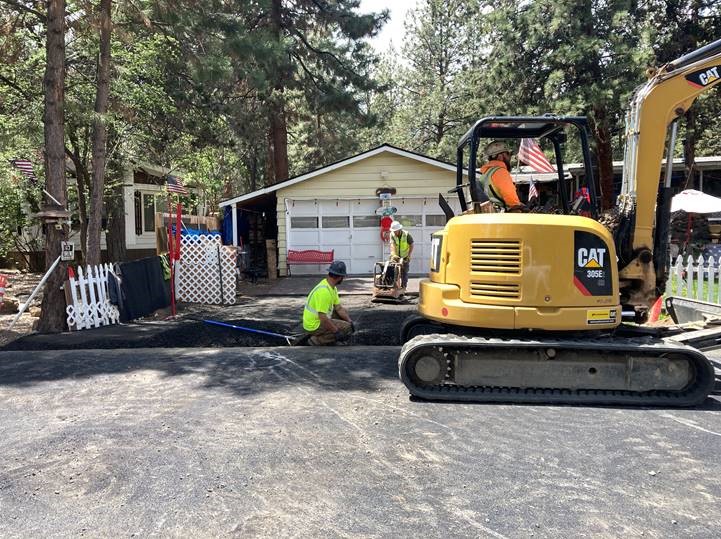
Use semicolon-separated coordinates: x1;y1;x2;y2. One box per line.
359;0;419;54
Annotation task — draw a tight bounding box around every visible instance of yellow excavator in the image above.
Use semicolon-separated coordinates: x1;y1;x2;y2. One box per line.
399;39;721;405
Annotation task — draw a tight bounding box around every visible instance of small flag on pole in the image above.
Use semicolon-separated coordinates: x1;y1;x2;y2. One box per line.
9;159;39;185
166;175;189;195
529;180;539;202
518;139;555;173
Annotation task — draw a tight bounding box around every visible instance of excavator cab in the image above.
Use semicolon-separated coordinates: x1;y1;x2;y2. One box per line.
443;116;600;219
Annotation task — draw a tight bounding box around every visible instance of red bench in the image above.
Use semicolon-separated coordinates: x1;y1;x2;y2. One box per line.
286;249;334;276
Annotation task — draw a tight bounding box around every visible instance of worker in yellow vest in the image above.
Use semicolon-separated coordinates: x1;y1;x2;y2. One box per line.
302;261;355;345
390;221;414;289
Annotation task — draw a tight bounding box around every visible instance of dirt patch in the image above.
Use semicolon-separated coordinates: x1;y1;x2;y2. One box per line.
0;271;44;348
3;294;417;351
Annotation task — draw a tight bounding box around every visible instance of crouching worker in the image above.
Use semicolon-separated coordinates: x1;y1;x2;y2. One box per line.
303;261;355;345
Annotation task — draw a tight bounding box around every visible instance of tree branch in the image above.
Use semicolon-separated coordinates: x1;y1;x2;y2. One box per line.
0;0;46;21
0;73;35;100
291;28;354;77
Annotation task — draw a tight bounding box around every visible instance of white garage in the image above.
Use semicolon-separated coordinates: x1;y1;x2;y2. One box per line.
220;144;464;277
284;197;460;275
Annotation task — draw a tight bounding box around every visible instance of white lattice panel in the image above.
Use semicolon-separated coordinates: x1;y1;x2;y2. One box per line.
176;235;236;305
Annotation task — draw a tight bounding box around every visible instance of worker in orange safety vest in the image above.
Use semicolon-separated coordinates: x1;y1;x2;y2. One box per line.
479;140;528;213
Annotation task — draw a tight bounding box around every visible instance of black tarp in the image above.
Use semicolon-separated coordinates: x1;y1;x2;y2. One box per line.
118;256;170;321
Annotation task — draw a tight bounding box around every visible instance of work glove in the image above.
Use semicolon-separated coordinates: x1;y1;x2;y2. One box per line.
390;255;401;263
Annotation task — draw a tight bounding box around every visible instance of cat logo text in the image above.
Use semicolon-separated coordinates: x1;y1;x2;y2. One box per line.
686;65;721;88
577;247;606;268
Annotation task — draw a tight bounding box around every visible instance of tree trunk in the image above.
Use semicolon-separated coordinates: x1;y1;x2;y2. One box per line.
268;99;289;183
86;0;112;265
76;164;89;261
267;0;289;184
591;106;615;210
105;181;126;262
38;0;68;334
65;140;89;261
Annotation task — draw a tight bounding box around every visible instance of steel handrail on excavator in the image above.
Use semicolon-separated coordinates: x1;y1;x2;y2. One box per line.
453;115;600;218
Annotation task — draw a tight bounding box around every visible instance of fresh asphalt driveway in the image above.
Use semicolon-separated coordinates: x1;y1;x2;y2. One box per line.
1;346;720;537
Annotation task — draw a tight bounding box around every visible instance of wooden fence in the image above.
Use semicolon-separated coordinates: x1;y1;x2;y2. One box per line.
666;254;721;304
65;264;120;330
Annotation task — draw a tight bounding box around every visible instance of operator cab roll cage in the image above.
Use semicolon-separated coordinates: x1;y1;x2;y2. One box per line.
447;115;600;219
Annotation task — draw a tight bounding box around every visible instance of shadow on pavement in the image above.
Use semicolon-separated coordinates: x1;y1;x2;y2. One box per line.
0;346;401;397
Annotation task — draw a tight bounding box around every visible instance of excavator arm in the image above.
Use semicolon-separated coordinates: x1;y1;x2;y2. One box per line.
617;38;721;313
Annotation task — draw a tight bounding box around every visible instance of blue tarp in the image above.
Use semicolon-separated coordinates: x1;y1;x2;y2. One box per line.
169;225;220;237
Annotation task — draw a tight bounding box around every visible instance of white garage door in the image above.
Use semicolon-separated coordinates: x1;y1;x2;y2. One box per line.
393;197;462;274
287;197;461;275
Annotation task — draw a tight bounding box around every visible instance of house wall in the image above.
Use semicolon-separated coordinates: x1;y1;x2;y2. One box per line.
275;152;457;276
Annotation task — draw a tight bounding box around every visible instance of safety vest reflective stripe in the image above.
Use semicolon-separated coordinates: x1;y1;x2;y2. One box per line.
304;284;332;316
479;166;506;209
392;231;410;258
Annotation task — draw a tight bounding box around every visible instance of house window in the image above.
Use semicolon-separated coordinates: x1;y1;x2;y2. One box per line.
291;216;318;228
396;215;422;227
322;216;349;228
353;215;378;228
426;214;446;227
135;192;170;235
143;194;155;232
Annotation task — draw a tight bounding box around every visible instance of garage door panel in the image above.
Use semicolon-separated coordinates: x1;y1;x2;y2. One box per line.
291;230;321;244
320;200;350;215
290;200;318;215
352;229;381;243
352;243;380;258
321;244;351;259
351;258;377;274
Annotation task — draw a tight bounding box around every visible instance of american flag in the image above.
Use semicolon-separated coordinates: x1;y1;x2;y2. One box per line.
166;175;188;195
9;159;39;185
528;180;539;201
518;138;555;173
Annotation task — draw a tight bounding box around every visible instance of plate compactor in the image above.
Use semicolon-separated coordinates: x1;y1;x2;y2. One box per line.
372;259;406;304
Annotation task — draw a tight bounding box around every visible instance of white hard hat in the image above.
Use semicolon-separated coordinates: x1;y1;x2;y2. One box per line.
390;221;403;232
484;140;512;159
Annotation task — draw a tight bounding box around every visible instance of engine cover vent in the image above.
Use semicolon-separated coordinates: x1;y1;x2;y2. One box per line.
470;240;521;275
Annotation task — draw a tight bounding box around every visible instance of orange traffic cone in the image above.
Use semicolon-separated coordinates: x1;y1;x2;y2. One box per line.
649;295;663;323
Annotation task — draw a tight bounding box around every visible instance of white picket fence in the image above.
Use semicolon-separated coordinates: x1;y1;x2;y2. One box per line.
65;264;120;330
666;254;721;304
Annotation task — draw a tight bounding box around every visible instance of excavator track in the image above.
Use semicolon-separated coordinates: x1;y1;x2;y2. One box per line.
399;333;715;406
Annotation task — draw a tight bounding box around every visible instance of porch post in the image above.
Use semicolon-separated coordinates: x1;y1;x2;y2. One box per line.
232;203;239;247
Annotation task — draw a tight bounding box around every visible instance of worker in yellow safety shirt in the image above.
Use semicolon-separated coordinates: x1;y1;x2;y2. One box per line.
390;221;414;289
302;261;355;345
479;140;527;213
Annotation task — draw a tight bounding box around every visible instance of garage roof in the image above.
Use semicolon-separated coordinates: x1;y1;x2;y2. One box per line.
219;144;459;208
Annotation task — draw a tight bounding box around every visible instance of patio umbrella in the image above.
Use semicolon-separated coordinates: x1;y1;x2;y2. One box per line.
670;189;721;214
